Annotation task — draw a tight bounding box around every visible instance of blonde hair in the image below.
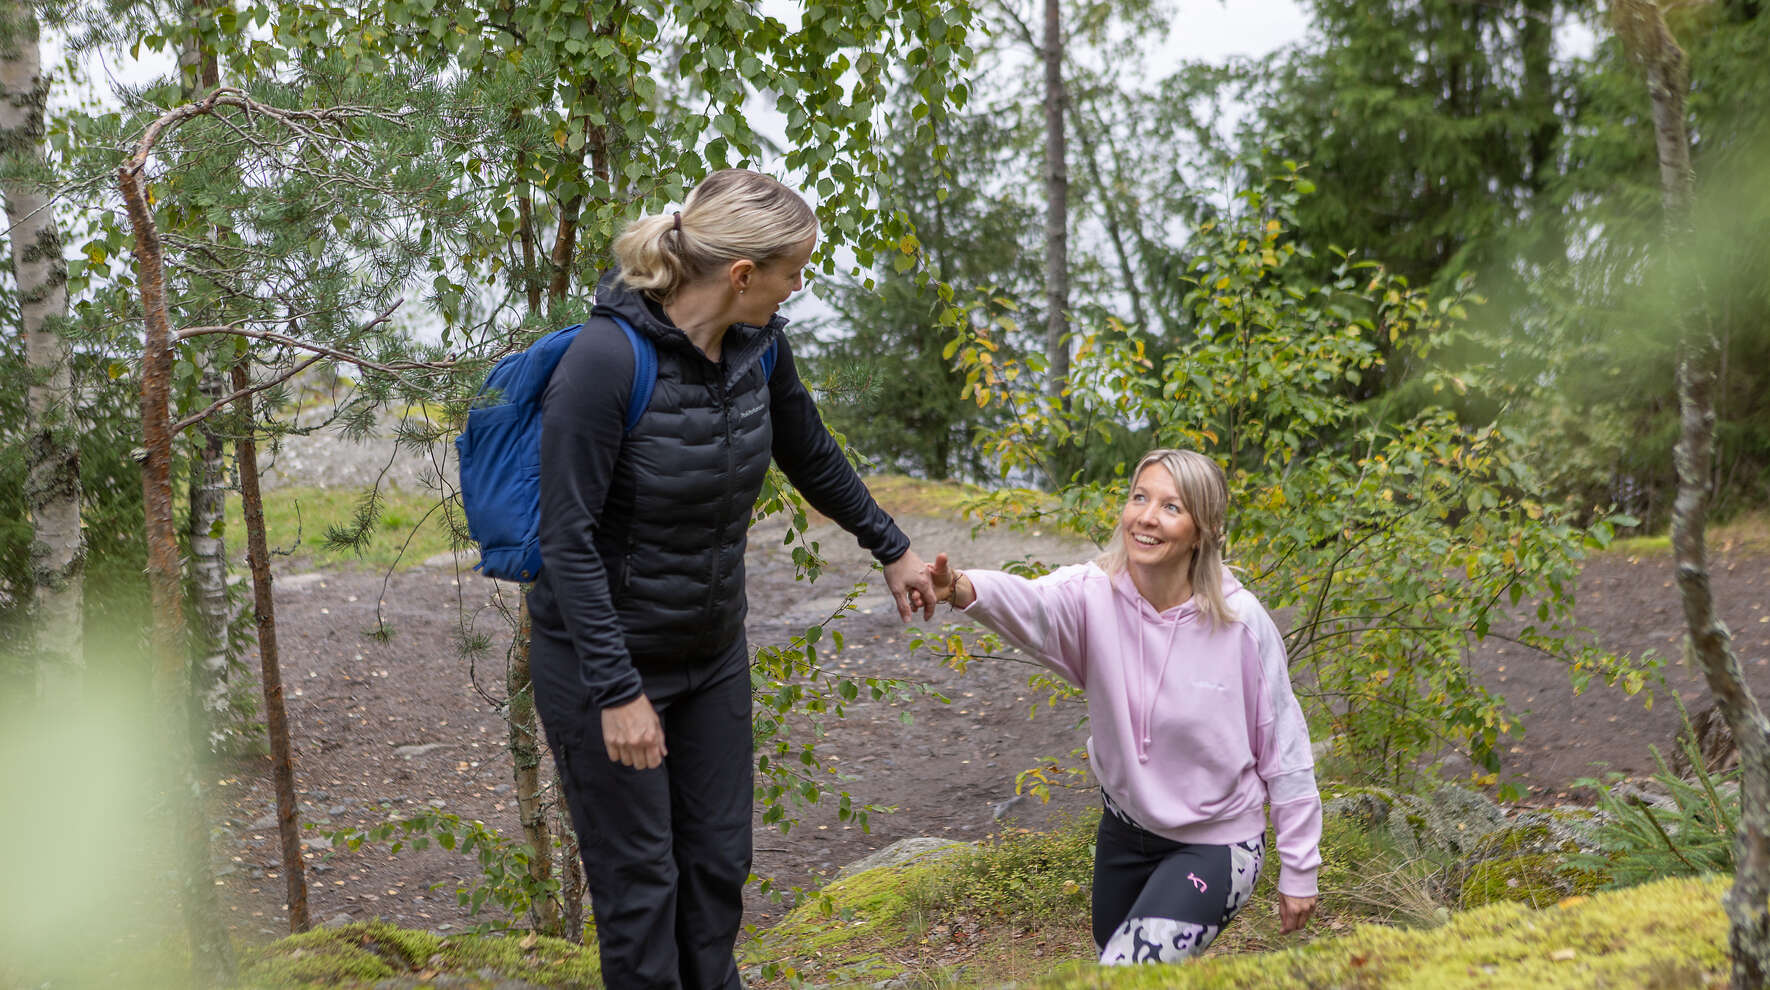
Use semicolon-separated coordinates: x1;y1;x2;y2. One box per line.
1094;449;1236;628
613;169;819;301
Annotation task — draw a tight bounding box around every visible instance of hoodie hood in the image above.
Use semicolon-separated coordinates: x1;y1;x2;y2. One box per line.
1108;564;1245;622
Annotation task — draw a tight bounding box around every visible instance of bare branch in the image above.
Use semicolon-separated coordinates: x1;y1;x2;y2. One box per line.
172;354;326;436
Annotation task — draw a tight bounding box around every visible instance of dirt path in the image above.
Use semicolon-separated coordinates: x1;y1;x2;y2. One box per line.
210;511;1770;945
211;511;1101;942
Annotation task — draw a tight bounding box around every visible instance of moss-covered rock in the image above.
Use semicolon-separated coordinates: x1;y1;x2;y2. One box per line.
1320;783;1505;862
240;921;601;989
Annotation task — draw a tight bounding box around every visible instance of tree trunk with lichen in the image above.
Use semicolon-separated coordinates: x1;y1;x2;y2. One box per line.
120;156;238;988
509;600;561;934
1614;2;1770;986
0;0;83;695
180;1;241;756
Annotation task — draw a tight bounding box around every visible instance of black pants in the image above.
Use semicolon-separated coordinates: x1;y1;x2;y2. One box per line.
543;638;753;990
1091;804;1264;965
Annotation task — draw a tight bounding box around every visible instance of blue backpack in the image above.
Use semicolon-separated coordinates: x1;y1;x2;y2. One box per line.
455;315;778;582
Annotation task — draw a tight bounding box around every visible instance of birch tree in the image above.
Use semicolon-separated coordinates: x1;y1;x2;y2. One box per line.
0;0;82;693
1613;2;1770;986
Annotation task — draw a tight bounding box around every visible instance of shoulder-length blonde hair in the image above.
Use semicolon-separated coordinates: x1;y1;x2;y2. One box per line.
613;169;819;301
1094;448;1236;628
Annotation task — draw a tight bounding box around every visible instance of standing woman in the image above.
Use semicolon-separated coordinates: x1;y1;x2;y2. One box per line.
528;169;934;989
926;449;1321;965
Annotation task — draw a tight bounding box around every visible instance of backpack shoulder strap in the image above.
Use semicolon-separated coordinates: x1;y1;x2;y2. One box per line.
609;314;657;433
760;335;780;382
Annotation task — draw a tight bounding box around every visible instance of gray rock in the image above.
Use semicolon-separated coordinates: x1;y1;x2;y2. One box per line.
326;912;354;927
1323;783;1505;860
280;572;328;591
992;794;1030;821
395;743;448;758
834;837;968;881
328;804;348;816
1488;807;1612;857
250;814;278;831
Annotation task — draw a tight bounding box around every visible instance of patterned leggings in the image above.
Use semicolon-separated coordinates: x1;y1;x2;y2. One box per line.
1091;802;1264;966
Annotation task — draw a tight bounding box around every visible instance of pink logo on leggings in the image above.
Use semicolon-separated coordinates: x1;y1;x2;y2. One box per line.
1187;872;1207;893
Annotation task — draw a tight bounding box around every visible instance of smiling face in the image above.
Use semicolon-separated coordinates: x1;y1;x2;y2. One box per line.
732;236;815;325
1119;462;1200;575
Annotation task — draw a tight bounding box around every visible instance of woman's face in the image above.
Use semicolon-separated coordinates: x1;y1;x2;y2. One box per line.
1119;464;1199;574
735;236;815;325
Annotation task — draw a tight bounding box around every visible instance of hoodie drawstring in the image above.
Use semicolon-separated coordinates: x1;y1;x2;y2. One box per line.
1131;600;1186;764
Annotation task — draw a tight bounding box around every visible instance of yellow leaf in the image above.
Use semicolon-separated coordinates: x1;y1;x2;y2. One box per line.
1214;276;1230;290
553;127;568;148
1548;948;1577;962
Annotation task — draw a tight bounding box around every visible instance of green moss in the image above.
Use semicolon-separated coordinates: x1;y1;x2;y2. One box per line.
744;854;953;984
1020;873;1728;989
1460;855;1569;908
240;921;600;988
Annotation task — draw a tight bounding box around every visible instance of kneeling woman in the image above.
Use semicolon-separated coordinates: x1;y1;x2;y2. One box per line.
927;449;1321;965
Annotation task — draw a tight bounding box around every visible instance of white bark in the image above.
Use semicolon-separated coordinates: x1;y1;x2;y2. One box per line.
1613;2;1770;985
186;364;234;750
0;0;83;692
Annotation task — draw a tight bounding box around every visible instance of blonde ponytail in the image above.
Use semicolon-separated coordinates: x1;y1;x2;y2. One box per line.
613;170;819;301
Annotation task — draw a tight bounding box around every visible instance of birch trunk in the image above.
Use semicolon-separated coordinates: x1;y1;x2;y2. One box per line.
1615;2;1770;985
0;0;83;694
120;154;237;988
232;357;311;932
1041;0;1070;405
186;365;233;749
180;0;237;753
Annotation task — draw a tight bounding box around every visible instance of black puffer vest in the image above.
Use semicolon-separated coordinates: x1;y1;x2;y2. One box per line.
592;289;781;663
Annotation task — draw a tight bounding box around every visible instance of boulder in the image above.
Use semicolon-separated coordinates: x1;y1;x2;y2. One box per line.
834;837;967;881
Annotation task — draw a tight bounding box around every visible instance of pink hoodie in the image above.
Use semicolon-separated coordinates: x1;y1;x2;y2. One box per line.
963;563;1322;897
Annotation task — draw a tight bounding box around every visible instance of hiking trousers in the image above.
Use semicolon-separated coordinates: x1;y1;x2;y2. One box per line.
541;637;752;990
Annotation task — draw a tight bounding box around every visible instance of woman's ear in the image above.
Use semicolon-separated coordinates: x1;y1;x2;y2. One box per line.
726;258;755;294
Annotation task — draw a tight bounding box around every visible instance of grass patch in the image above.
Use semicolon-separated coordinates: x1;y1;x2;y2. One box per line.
1606;509;1770;556
859;474;995;519
224;485;467;573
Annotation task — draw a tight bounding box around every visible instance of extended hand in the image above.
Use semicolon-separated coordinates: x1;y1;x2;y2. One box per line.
1280;893;1316;934
883;549;936;621
928;552;975;609
601;694;666;770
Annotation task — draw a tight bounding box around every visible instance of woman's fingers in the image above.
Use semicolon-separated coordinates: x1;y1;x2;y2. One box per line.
602;695;667;769
1279;894;1317;933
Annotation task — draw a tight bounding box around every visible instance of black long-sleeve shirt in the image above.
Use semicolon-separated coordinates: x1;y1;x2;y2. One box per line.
530;280;908;715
